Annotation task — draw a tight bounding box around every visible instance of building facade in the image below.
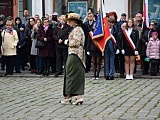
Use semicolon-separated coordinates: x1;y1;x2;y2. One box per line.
0;0;143;19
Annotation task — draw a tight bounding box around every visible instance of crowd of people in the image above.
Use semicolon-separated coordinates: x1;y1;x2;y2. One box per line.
0;9;160;105
0;10;160;79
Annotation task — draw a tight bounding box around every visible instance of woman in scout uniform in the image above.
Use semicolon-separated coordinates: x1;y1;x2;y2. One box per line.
121;18;139;80
60;13;85;105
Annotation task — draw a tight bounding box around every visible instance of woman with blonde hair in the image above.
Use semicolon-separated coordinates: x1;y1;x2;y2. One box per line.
1;21;19;75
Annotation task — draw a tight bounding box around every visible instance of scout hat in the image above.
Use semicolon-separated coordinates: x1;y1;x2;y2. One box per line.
65;13;82;22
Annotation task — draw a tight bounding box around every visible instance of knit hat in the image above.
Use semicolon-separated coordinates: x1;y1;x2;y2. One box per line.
152;32;158;36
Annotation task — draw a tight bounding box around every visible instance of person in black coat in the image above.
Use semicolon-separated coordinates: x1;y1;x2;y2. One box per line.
84;12;95;73
121;18;139;80
86;21;102;80
23;17;36;70
53;15;71;77
14;17;25;73
116;13;127;77
0;15;5;71
36;18;55;76
141;20;158;74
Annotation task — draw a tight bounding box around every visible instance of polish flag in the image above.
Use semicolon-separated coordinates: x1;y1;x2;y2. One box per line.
89;0;111;52
143;0;149;28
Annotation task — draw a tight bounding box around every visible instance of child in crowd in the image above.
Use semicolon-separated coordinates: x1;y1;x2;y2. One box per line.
146;32;160;76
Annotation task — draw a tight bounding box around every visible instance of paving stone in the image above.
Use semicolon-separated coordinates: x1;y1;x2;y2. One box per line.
0;76;160;119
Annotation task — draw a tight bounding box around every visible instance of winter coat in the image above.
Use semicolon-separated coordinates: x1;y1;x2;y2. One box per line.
141;29;158;56
36;25;55;57
53;23;71;49
30;29;38;55
146;38;160;59
1;29;19;56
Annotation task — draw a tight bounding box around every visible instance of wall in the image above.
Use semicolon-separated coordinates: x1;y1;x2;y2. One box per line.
32;0;53;18
97;0;128;20
45;0;53;15
32;0;42;18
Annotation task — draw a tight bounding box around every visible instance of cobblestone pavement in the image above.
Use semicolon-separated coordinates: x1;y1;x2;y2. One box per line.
0;75;160;120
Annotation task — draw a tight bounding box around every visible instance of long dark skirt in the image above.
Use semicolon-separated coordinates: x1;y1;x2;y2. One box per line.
63;54;85;97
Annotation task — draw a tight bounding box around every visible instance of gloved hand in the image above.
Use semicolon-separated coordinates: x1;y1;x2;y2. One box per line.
116;49;120;54
64;39;69;45
134;51;139;55
87;52;90;55
121;49;125;55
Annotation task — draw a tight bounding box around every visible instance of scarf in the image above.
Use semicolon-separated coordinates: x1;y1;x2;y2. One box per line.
5;28;14;35
43;25;49;33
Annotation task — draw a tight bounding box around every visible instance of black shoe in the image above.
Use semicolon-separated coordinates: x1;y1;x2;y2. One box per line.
54;72;62;77
110;76;114;80
1;67;5;71
22;67;25;71
46;71;49;76
43;72;46;76
115;69;120;73
54;73;59;77
142;71;149;75
9;72;13;75
4;72;9;76
120;74;124;78
39;70;43;75
16;71;21;73
106;76;109;80
153;73;157;76
51;70;56;74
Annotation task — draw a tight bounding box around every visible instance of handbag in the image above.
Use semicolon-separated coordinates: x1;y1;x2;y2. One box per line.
35;40;46;48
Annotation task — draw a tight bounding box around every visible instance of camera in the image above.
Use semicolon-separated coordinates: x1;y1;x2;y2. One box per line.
52;15;57;22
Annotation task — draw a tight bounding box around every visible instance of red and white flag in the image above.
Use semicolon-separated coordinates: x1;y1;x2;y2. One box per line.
89;0;111;52
143;0;149;28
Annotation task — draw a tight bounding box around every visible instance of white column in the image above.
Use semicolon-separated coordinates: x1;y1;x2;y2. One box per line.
32;0;43;18
45;0;53;15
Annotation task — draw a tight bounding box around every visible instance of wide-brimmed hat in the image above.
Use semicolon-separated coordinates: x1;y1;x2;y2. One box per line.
65;13;82;22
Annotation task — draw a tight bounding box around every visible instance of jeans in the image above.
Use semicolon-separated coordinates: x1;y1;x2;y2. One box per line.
150;59;158;74
105;40;115;77
36;56;43;71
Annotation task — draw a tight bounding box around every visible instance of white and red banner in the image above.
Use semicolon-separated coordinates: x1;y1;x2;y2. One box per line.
122;29;136;51
143;0;149;28
110;34;116;45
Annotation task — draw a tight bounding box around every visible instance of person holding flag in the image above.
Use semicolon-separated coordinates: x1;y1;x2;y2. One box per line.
121;18;139;80
86;19;102;80
104;18;118;80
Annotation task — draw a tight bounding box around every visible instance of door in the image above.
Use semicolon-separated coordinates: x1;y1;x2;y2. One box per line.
0;0;13;17
130;0;143;17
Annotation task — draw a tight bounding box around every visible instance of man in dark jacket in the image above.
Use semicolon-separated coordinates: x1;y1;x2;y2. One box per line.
53;15;71;77
141;21;158;74
84;12;95;73
116;13;127;77
0;14;6;71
